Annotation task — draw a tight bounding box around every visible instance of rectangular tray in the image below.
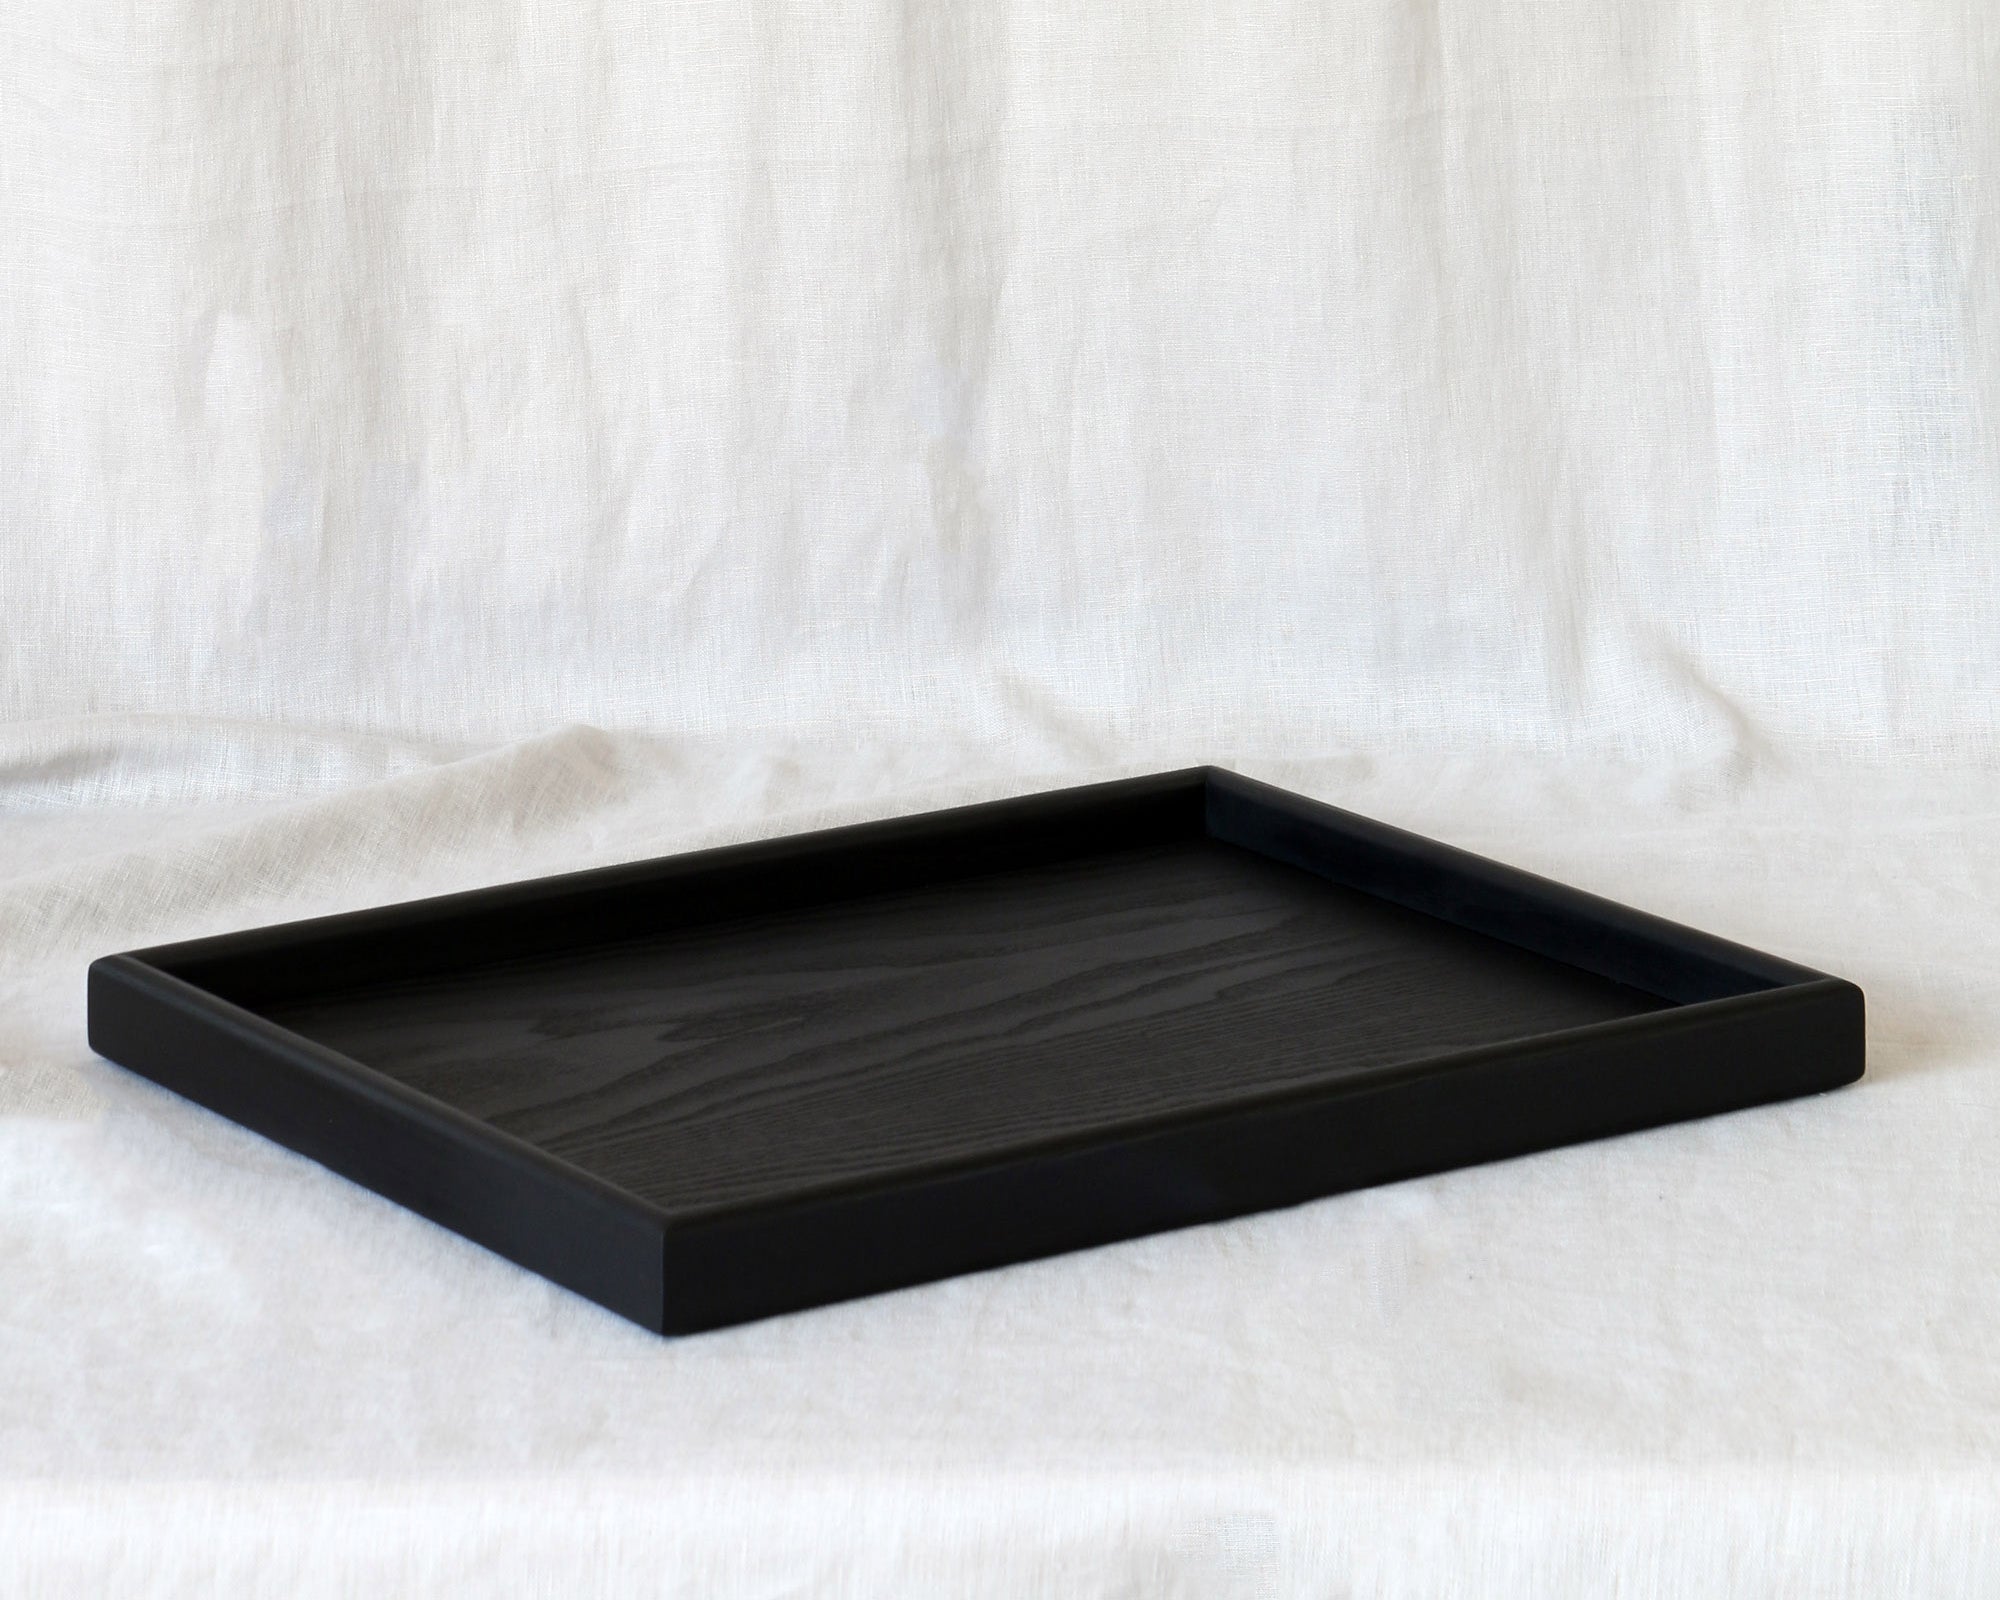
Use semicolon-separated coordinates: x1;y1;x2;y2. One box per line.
88;769;1864;1334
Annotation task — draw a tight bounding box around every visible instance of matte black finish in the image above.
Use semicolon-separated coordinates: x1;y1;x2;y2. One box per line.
88;769;1864;1334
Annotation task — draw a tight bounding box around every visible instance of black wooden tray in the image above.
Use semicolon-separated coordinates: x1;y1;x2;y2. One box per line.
88;769;1863;1334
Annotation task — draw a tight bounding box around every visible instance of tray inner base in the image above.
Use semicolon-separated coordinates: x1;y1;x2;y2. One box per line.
255;838;1669;1214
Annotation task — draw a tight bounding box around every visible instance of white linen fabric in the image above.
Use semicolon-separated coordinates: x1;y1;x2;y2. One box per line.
3;0;1998;1591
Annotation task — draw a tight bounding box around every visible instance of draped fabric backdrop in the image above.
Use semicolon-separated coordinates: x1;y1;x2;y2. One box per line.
4;0;1998;1592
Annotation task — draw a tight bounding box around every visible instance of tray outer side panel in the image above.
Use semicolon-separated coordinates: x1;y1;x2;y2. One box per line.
657;976;1862;1332
87;956;669;1330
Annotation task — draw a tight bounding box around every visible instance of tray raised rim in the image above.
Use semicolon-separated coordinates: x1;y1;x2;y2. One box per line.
87;767;1865;1333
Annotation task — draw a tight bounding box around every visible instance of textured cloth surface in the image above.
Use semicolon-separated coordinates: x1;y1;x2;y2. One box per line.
5;0;1996;762
5;0;2000;1591
5;739;2000;1593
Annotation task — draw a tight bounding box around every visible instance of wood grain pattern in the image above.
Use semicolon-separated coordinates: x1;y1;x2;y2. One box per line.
262;839;1666;1216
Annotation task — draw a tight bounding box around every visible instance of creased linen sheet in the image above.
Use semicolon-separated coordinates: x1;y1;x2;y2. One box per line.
5;0;1999;1589
5;0;1995;764
4;733;1999;1593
